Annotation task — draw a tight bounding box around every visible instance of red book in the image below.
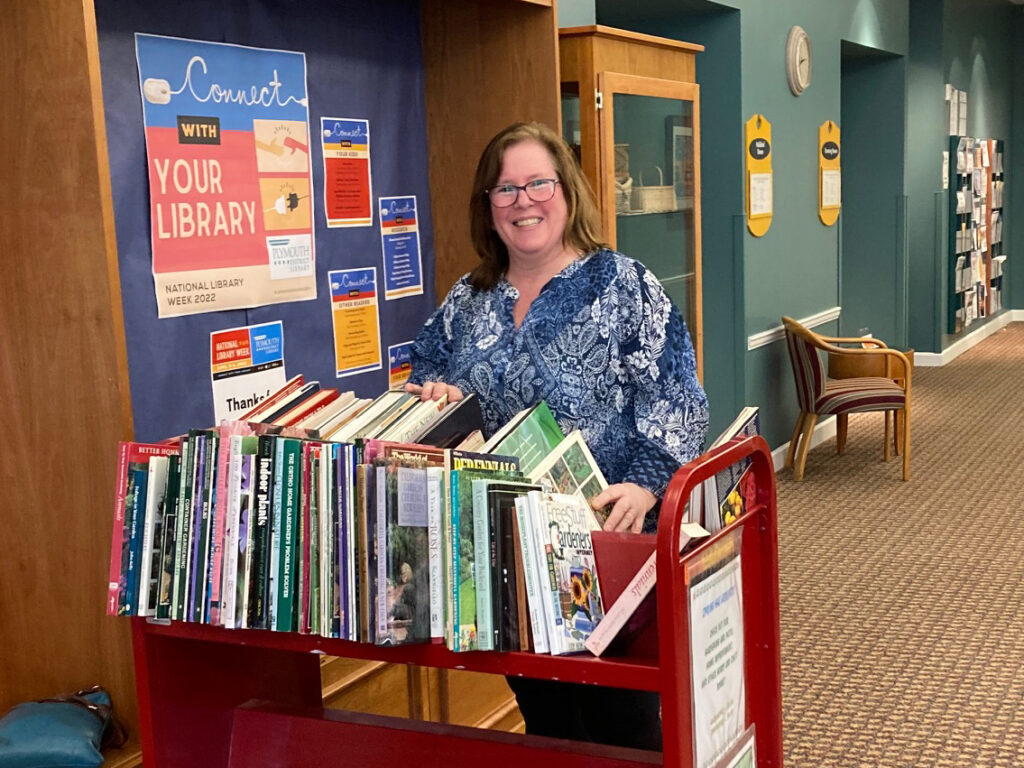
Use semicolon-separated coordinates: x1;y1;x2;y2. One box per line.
273;388;340;428
239;374;305;422
107;441;179;616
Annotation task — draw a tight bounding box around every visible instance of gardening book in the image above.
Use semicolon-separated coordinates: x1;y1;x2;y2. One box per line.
703;407;760;533
482;400;564;476
528;431;609;527
528;491;605;655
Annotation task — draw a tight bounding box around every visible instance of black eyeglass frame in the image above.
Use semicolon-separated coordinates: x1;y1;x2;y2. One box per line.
485;178;561;208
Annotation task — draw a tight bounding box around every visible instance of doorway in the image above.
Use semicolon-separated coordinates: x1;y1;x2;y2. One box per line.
839;42;907;345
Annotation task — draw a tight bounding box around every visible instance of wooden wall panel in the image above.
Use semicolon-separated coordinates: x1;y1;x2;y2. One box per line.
421;0;560;299
0;0;136;740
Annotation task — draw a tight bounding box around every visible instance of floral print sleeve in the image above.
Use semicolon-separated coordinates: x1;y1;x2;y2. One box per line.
617;264;709;496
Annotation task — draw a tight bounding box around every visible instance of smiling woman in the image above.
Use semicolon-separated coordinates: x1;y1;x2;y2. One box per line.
404;122;709;750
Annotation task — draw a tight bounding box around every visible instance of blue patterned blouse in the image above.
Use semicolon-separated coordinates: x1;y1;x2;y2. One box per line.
410;249;709;524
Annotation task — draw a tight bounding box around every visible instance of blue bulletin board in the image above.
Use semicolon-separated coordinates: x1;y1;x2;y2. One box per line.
95;0;436;441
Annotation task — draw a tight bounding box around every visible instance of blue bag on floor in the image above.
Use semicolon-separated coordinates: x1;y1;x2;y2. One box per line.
0;686;125;768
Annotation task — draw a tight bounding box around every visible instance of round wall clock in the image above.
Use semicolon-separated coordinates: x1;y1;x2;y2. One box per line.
786;26;812;96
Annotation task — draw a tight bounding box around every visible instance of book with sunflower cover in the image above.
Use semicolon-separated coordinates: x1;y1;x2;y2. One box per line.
530;491;605;655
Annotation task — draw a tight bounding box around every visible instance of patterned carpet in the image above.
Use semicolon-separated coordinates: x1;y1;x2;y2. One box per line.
774;322;1024;768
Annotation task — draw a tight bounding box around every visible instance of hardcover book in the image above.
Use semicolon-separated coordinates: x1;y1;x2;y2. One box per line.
528;431;609;527
410;393;486;449
486;482;542;651
702;407;760;533
155;455;182;620
529;491;605;655
482;401;564;476
138;455;170;617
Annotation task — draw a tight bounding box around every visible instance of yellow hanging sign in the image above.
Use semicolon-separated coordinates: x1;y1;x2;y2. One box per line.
744;114;772;237
819;120;841;226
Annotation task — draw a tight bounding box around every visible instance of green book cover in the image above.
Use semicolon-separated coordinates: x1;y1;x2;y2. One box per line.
276;437;302;632
450;463;522;651
491;401;564;477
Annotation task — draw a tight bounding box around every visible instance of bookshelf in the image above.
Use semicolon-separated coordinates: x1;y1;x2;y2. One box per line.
129;435;783;768
4;0;558;759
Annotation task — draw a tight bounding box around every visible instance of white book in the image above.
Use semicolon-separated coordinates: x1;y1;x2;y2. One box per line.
426;467;445;640
220;435;244;628
293;390;355;431
514;495;549;654
584;521;709;657
138;456;170;617
318;397;372;440
331;391;407;443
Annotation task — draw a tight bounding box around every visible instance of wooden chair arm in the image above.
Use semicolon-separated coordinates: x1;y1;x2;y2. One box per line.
818;334;888;348
822;343;912;385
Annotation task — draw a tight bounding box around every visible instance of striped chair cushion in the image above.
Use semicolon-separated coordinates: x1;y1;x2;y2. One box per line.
815;376;906;415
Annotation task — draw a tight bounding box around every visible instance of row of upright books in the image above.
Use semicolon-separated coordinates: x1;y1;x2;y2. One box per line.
107;377;622;655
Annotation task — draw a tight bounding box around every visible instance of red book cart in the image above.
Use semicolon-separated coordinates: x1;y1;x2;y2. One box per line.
130;434;782;767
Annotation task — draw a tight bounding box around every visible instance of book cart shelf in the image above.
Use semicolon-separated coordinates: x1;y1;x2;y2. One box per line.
130;435;782;768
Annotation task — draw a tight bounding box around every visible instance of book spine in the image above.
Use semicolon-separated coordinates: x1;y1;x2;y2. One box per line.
472;480;493;651
156;455;181;620
221;435;244;628
236;451;256;629
139;457;169;617
249;435;275;630
125;467;149;616
172;436;194;621
532;494;564;655
514;496;548;654
208;430;234;626
203;433;222;623
334;444;347;640
344;446;357;641
276;439;300;632
354;464;369;643
426;467;444;640
375;465;388;643
107;442;131;616
449;471;461;652
299;442;314;635
268;438;286;629
584;549;658;657
186;434;208;622
495;497;519;651
195;434;218;623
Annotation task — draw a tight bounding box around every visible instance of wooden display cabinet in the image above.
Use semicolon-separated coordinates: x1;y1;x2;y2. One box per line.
560;26;704;379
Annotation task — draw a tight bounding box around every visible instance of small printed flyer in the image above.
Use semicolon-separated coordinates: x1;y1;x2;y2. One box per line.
210;321;287;423
388;342;413;389
689;554;746;768
321;117;372;227
379;195;424;300
329;267;382;378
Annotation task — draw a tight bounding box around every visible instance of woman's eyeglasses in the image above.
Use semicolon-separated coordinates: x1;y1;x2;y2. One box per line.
486;179;560;208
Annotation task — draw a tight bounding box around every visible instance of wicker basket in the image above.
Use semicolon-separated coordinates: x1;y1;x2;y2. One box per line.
631;166;675;213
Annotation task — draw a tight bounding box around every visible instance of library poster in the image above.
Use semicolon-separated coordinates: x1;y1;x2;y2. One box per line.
329;267;382;378
135;34;316;318
209;321;286;424
388;342;413;389
321;117;372;227
689;552;745;768
379;195;424;300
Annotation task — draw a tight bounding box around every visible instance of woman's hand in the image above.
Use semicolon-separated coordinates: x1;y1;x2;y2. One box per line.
592;483;657;533
404;380;464;403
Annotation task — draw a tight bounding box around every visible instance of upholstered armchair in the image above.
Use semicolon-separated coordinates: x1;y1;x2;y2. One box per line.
782;316;911;481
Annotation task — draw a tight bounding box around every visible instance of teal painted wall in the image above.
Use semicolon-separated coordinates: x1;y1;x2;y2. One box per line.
906;0;945;353
597;2;744;440
558;0;595;27
565;0;1020;450
839;49;907;346
1012;8;1024;311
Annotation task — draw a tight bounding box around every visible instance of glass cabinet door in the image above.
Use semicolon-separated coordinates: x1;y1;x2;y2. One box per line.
598;73;702;378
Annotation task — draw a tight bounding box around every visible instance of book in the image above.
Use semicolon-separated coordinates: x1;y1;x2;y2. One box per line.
257;381;322;424
272;388;340;428
138;455;170;617
486;482;542;651
410;394;486;449
317;397;372;438
123;466;149;616
376;462;431;646
375;394;448;444
583;521;710;657
292;390;355;431
107;441;178;616
330;390;409;444
527;431;609;527
231;438;258;628
248;434;276;629
513;495;549;654
275;438;302;632
425;466;445;639
155;455;182;620
482;401;564;476
702;407;760;533
529;491;605;655
239;374;305;421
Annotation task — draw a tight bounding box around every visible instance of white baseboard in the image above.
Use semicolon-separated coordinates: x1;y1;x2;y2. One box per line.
770;415;838;472
915;311;1023;366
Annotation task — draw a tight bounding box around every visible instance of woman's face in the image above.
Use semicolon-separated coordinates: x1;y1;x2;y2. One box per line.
490;139;569;268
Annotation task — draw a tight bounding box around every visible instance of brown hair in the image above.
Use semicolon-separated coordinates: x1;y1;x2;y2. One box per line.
468;122;606;290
